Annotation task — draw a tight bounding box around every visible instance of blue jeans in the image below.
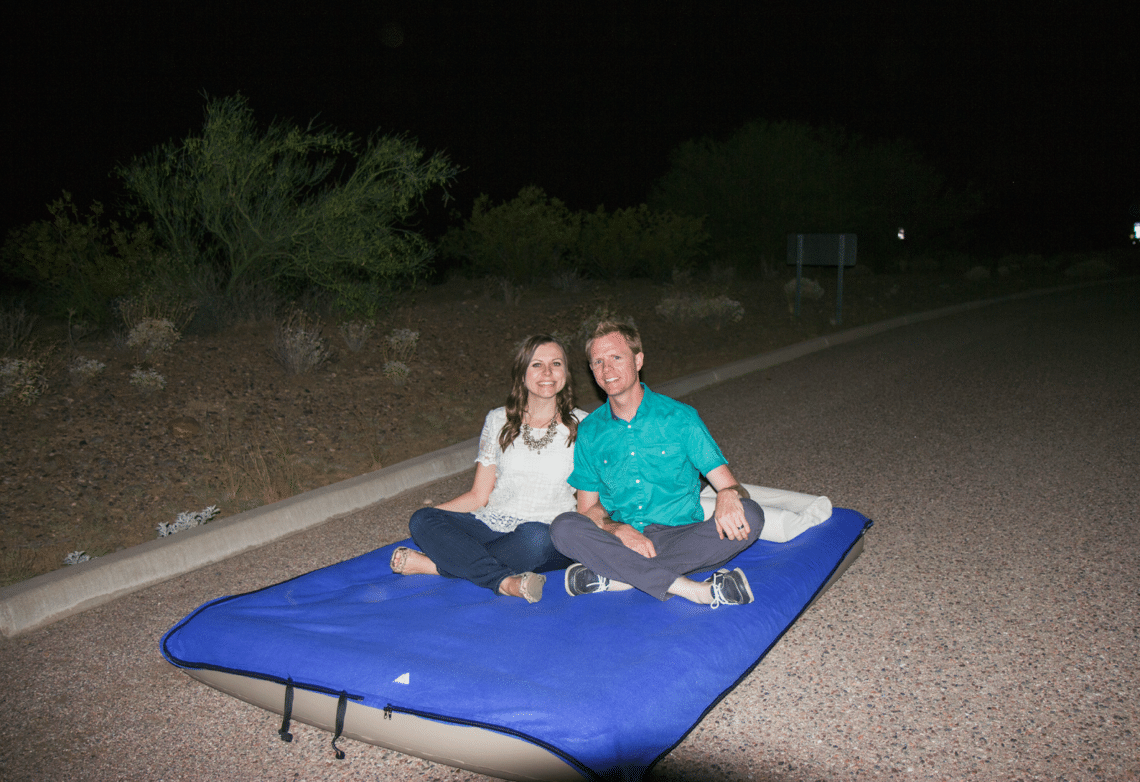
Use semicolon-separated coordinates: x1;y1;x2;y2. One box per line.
408;507;572;593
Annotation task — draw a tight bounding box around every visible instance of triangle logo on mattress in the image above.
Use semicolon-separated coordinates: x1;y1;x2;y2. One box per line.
394;672;410;685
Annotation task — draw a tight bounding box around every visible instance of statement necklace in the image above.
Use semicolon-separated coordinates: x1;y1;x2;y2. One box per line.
521;420;557;452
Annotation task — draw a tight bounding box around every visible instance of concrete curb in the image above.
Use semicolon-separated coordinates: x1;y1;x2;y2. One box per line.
0;437;478;637
0;279;1113;637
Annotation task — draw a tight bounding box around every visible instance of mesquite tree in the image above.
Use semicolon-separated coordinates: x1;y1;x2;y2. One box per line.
118;94;456;317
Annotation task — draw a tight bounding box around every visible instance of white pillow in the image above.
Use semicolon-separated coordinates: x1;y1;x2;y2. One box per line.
699;483;832;543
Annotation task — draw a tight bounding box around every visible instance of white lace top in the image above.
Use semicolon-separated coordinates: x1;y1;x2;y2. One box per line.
474;406;586;532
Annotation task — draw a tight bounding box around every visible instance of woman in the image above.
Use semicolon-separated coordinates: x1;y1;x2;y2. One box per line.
391;334;585;603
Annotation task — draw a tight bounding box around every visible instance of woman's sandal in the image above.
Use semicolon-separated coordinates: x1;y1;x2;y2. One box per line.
389;546;413;575
516;572;546;604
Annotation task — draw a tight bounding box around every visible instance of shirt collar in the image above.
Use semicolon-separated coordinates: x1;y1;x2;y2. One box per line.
607;383;651;422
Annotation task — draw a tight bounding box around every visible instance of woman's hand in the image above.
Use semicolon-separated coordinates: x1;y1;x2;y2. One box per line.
435;462;496;513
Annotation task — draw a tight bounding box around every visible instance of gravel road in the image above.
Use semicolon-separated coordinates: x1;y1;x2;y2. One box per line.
1;280;1137;782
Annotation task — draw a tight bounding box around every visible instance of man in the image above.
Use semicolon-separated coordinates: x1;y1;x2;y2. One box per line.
549;320;763;607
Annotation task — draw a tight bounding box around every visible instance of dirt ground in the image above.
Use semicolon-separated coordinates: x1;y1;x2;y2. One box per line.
0;260;1117;585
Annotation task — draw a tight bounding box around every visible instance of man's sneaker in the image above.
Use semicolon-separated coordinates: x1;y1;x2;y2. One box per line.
709;568;754;608
565;563;611;596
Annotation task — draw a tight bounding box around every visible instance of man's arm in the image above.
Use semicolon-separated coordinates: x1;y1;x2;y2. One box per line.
706;464;751;541
576;490;657;558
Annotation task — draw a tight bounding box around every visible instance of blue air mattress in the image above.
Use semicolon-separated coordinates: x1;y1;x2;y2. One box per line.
162;507;871;781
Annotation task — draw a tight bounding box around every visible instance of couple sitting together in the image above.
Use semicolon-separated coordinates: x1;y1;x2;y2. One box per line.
389;320;764;608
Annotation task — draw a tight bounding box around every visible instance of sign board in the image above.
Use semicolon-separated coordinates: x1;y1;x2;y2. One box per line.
786;233;858;267
786;233;857;324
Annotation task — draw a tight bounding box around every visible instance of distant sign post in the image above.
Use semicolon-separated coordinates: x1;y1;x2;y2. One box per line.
787;233;857;324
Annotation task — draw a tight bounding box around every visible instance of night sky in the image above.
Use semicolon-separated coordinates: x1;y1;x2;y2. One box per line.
4;3;1137;254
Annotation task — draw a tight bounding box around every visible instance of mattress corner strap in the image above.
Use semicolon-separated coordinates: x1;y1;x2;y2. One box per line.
331;691;349;760
277;679;295;743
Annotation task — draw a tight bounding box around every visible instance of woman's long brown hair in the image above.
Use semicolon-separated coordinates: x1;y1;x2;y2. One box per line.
499;334;579;451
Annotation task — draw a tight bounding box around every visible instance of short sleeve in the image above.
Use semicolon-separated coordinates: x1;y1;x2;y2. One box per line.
685;409;727;476
567;416;604;492
476;408;506;468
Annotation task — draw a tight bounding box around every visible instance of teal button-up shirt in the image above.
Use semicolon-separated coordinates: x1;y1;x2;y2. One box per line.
568;384;727;531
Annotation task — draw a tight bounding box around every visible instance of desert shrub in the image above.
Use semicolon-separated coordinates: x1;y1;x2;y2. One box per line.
129;367;166;395
0;300;38;355
573;302;638;354
383;328;419;363
115;288;198;333
783;277;826;311
443;190;708;284
272;309;332;374
63;551;92;565
964;265;991;281
118;94;456;319
708;261;737;288
441;186;580;283
549;268;587;292
69;356;106;386
655;294;744;329
1;356;49;405
496;277;523;305
1063;256;1114;278
383;360;411;385
577;204;708;281
338;320;374;352
1;192;160;324
126;318;180;363
156;505;219;537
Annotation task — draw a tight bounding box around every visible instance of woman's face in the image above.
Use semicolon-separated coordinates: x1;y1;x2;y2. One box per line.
524;342;568;402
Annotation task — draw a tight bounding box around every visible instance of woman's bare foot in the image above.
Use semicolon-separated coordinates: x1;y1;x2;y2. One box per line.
390;547;439;575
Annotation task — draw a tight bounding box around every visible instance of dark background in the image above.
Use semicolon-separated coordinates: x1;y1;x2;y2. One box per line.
3;2;1137;256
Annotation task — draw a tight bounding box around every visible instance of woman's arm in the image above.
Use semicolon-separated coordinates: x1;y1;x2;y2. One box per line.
434;462;497;513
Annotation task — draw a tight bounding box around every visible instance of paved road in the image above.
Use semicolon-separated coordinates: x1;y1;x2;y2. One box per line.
1;280;1137;781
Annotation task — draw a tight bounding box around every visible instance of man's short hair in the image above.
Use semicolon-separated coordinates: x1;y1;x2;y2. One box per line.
586;320;642;357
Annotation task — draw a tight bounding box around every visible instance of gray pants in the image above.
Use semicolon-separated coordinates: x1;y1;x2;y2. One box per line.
550;500;764;600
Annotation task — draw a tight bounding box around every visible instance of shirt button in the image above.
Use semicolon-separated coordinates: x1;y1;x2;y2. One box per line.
630;451;635;456
635;479;640;483
638;505;643;510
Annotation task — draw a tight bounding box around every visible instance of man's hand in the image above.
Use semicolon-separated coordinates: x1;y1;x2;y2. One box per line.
708;465;750;541
579;490;657;556
612;524;657;558
713;489;749;540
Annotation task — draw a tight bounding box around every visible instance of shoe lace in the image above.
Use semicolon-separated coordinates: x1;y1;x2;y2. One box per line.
587;573;610;592
709;574;729;609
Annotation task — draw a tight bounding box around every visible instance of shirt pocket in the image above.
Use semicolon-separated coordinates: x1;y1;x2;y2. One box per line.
645;442;689;485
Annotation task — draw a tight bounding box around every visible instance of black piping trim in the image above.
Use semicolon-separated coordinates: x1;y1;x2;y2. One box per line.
169;660;367;704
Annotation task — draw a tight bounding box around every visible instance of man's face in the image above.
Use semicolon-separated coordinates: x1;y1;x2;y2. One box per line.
588;332;644;400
